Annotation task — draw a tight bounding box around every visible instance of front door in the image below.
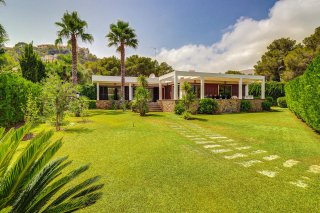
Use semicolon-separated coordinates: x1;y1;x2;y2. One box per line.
153;87;159;102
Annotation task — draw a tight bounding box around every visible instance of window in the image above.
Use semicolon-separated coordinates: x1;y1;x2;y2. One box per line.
219;85;232;98
192;85;200;99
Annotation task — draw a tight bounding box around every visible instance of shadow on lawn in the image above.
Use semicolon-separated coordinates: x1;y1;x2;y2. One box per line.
190;117;208;122
145;113;165;117
86;110;125;117
63;127;95;134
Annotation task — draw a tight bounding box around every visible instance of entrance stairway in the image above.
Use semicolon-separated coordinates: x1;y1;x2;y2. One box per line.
148;102;162;112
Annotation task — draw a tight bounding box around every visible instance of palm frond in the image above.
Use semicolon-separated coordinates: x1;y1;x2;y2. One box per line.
49;176;101;207
43;192;103;213
22;139;63;186
0;125;103;212
0;130;53;200
12;157;68;212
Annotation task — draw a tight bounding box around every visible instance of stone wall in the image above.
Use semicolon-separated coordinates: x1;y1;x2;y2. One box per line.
216;99;240;113
157;99;265;113
96;100;120;109
157;100;177;112
248;99;264;112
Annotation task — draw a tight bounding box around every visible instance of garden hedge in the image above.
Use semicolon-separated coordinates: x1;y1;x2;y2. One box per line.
79;84;97;100
285;54;320;132
0;72;41;127
249;81;286;102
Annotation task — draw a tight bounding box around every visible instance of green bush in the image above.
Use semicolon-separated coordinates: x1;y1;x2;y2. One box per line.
266;96;276;106
86;100;97;109
277;97;287;108
249;81;286;101
0;72;41;127
182;111;192;120
285;54;320;132
262;101;272;111
79;84;97;100
240;100;251;112
69;96;89;117
198;98;218;114
174;101;185;115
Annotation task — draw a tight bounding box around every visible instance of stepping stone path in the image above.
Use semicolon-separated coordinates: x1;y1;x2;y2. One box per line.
224;153;247;159
238;160;263;168
289;179;308;188
308;165;320;174
251;150;267;155
263;155;280;161
257;170;278;178
211;149;233;154
168;122;320;189
235;146;251;150
283;159;300;168
203;144;222;149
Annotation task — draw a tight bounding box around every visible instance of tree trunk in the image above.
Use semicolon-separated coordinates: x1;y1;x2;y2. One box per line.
120;43;125;103
71;34;78;85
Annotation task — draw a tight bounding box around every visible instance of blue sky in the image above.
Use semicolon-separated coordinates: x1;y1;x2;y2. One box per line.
0;0;276;57
1;0;319;72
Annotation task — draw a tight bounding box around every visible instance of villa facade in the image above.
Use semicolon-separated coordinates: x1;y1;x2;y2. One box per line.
92;70;266;112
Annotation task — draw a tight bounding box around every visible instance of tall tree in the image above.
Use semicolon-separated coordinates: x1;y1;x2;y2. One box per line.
55;11;93;85
254;38;297;81
106;20;138;102
0;0;7;57
19;43;46;83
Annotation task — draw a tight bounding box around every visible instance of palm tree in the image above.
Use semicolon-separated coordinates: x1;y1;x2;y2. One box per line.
55;11;93;85
106;20;138;103
0;124;103;212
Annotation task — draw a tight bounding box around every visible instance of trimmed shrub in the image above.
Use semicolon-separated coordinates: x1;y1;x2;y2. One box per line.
182;111;192;120
249;81;286;101
277;97;287;108
174;101;185;115
86;100;97;109
69;96;89;117
198;98;218;114
240;100;251;112
0;72;41;127
262;101;272;111
266;96;276;106
285;54;320;132
79;84;97;100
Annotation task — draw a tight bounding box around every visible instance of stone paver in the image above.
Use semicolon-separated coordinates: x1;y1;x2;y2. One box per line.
308;165;320;174
224;153;247;159
257;170;278;178
238;160;262;168
263;155;280;161
211;149;233;154
283;159;299;168
289;179;308;188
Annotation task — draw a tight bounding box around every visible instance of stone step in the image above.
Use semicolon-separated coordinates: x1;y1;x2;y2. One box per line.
148;102;162;112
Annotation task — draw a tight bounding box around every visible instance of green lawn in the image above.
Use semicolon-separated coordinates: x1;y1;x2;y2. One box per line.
34;108;320;212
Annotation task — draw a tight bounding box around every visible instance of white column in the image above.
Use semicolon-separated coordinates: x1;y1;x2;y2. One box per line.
173;73;178;100
261;77;265;99
96;82;100;100
159;82;162;100
238;78;243;99
200;77;205;99
245;84;249;98
129;83;133;100
179;80;184;99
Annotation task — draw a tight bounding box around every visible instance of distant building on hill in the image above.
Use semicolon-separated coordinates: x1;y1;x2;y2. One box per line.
239;69;254;75
41;54;59;63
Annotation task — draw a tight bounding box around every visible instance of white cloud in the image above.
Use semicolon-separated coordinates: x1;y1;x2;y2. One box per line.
157;0;320;73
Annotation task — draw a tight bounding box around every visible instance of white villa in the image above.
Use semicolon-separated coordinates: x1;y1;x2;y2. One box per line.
92;70;266;112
